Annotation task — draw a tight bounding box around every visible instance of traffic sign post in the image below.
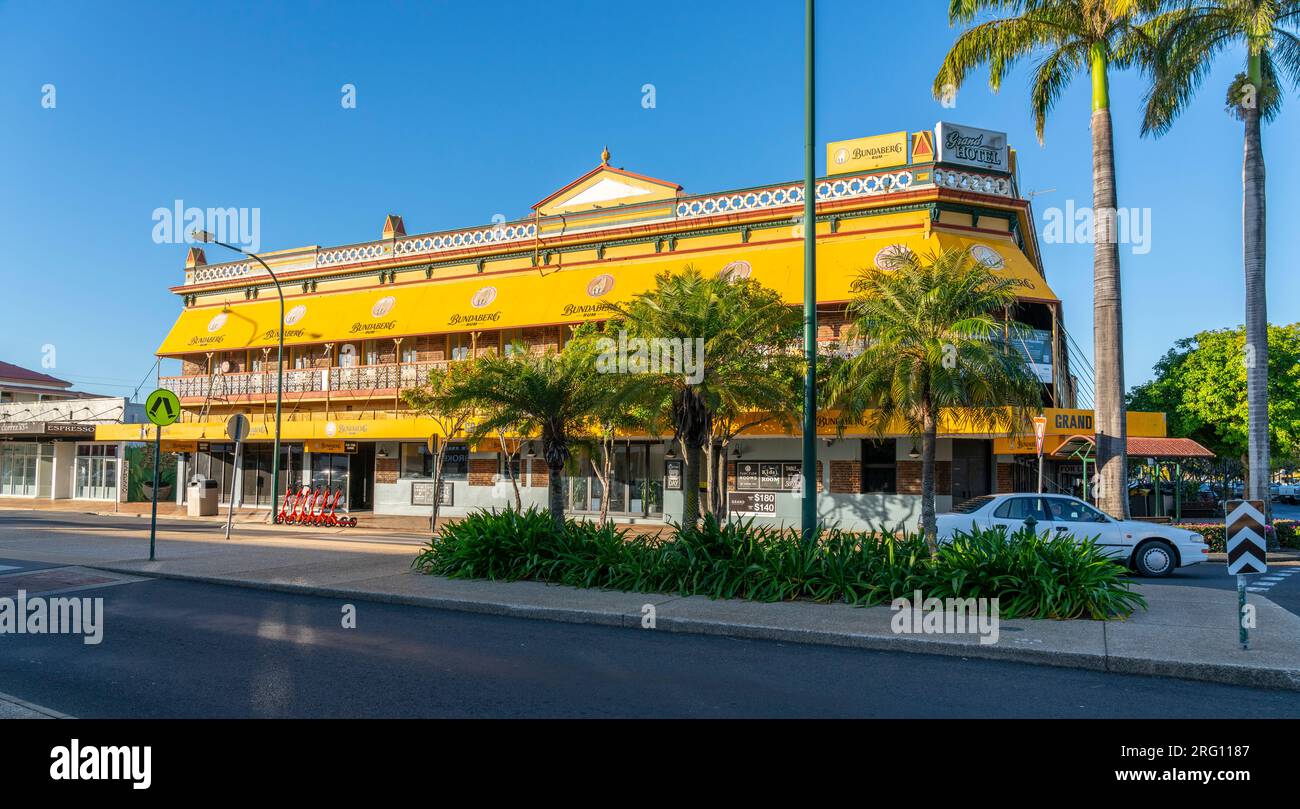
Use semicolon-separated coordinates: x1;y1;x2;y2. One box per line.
224;414;251;541
144;389;181;561
1226;499;1268;650
1032;416;1047;494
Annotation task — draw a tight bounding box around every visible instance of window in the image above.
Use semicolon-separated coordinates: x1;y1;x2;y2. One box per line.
399;442;468;479
861;439;896;493
501;329;525;356
1045;497;1109;523
450;334;471;361
993;496;1051;522
499;452;526;485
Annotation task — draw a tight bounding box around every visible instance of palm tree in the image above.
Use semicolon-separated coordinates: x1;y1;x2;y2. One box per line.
439;346;609;530
935;0;1157;517
825;247;1044;553
1138;0;1300;501
601;268;802;526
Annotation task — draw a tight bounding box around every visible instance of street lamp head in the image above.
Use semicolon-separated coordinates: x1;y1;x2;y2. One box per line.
190;229;214;243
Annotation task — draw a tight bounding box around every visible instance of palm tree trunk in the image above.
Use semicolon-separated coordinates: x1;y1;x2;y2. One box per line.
547;461;565;531
1089;43;1129;519
1243;54;1270;509
921;396;938;555
682;440;702;527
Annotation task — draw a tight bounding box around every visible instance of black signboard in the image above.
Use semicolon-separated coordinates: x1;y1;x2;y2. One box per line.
758;463;782;490
411;479;454;507
664;459;683;491
782;463;803;491
735;462;761;491
729;491;777;516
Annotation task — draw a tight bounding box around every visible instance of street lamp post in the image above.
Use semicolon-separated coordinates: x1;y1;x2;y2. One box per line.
801;0;818;541
191;230;286;522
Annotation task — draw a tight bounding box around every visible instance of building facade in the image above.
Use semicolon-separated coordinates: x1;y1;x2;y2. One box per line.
0;391;146;501
97;124;1174;529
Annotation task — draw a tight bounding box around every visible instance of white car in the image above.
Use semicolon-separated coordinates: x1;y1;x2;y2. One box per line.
936;493;1209;577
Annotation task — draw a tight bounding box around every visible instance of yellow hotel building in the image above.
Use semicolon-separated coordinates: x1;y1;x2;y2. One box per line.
97;124;1179;528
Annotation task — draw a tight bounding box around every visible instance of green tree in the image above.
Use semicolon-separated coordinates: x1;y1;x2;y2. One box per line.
934;0;1158;517
564;326;663;524
1127;325;1300;478
437;345;610;530
1137;0;1300;501
825;247;1044;553
403;359;480;533
601;267;802;526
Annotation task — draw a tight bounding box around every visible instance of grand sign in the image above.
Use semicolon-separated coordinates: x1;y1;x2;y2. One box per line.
935;122;1009;172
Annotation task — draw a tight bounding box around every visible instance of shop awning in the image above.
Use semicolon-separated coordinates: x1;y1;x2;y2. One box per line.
157;228;1058;356
1048;434;1215;459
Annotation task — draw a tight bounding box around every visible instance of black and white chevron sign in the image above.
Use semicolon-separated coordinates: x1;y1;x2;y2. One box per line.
1226;499;1268;575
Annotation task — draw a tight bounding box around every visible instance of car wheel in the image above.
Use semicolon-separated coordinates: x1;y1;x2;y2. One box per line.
1133;540;1177;577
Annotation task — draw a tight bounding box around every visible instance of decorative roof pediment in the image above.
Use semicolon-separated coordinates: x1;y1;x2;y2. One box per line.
533;148;682;215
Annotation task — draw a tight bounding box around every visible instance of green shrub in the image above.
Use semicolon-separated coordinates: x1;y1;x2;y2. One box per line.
412;509;1146;619
929;527;1145;619
1176;520;1297;552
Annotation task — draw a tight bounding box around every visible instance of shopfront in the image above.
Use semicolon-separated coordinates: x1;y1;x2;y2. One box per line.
0;442;44;496
0;420;105;500
567;441;666;519
73;443;118;500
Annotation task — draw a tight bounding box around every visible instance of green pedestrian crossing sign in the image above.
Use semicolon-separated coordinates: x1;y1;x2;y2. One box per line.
145;388;180;427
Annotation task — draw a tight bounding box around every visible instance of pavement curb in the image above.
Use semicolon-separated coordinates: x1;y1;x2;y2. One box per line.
82;563;1300;692
0;691;74;719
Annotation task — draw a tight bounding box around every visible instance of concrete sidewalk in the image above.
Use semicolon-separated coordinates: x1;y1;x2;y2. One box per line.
2;510;1298;692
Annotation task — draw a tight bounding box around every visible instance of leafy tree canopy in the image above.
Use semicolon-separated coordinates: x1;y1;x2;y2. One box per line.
1127;324;1300;465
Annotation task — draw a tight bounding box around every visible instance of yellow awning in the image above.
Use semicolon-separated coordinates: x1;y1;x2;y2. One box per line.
96;416;451;443
158;228;1057;355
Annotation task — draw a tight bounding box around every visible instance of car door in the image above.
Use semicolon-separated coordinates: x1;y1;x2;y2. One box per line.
989;496;1052;536
1042;496;1126;557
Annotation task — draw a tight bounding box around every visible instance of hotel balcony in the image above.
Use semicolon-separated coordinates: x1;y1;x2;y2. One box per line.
159;361;452;403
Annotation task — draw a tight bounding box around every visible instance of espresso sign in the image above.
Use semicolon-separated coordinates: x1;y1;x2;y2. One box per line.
935;122;1009;172
729;491;777;517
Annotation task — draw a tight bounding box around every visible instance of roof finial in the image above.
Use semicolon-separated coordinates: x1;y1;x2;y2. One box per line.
600;145;610;165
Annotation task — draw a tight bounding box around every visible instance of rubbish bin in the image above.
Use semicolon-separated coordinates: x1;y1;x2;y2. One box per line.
187;477;219;517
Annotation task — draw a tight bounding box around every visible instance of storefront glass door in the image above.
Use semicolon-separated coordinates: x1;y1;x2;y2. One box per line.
566;442;663;518
1;443;40;496
74;444;117;500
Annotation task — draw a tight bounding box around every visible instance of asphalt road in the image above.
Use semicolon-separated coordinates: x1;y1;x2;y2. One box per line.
1;569;1298;718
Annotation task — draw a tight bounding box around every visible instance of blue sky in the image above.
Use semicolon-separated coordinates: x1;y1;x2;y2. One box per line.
2;0;1296;400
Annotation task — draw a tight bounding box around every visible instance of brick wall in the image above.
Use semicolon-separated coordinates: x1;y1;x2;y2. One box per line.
530;461;549;487
996;463;1015;493
468;458;496;486
829;460;860;494
897;460;951;495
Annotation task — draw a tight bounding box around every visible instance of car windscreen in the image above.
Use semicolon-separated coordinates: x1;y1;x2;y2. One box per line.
951;495;995;514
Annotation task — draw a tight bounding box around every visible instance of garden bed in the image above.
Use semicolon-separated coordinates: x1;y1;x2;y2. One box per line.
413;508;1147;620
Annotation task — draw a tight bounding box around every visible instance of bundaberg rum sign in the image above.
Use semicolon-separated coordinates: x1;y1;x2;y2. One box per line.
826;131;909;175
